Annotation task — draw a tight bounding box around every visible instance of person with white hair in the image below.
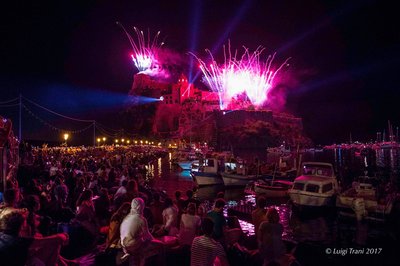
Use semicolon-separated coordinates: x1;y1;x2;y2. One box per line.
120;197;165;266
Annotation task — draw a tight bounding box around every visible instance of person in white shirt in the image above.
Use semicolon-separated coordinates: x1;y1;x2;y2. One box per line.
154;197;179;237
179;202;201;246
120;197;165;265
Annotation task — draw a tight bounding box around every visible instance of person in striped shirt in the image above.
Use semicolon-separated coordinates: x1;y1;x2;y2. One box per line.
191;217;229;266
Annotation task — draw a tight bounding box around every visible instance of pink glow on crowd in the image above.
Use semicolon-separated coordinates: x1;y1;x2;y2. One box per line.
193;44;290;110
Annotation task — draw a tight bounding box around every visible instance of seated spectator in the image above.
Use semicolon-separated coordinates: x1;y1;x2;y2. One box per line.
45;184;75;224
149;192;164;226
114;180;128;201
258;207;287;266
120;198;165;266
19;195;42;237
94;188;111;226
184;190;201;211
179;203;201;246
0;188;19;209
174;190;185;224
207;198;227;240
154;197;179;237
124;180;139;204
251;196;267;238
0;207;70;266
106;202;128;240
75;189;99;237
191;217;229;266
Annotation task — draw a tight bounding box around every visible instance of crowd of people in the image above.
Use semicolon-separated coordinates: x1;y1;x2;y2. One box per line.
0;144;295;266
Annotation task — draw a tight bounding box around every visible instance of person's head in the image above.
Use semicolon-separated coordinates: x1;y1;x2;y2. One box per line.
266;207;280;224
163;197;174;209
76;189;93;206
256;196;267;209
111;202;131;222
21;195;40;212
126;180;138;193
0;208;26;236
153;192;160;202
214;198;226;210
201;217;214;236
3;188;17;207
187;202;196;215
130;197;145;215
175;190;182;199
54;176;63;185
186;189;193;199
216;191;224;199
99;188;109;198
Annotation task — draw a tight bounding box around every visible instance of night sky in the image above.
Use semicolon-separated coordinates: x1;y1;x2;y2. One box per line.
1;0;400;145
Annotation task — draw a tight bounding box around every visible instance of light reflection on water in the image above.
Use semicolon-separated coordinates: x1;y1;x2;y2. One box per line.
146;149;399;245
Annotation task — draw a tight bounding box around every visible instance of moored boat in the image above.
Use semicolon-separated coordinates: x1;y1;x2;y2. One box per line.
221;159;260;187
288;162;339;208
253;179;293;198
336;175;398;222
191;158;223;186
221;172;260;187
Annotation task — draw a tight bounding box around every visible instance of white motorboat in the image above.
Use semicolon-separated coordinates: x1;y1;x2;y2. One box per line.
288;162;339;208
336;175;398;222
191;158;223;186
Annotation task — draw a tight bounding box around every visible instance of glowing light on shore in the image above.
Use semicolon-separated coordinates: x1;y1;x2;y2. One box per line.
116;22;164;73
191;43;290;110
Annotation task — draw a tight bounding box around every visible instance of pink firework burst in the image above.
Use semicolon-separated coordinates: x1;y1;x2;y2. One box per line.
192;43;290;110
117;22;164;73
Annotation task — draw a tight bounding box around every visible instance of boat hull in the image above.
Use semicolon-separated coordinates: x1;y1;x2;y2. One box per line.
288;190;335;207
253;180;292;198
192;172;223;186
221;173;259;187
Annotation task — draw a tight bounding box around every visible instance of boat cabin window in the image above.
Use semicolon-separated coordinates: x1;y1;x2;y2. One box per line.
293;183;305;190
302;165;333;177
306;184;320;193
322;183;333;193
225;162;236;171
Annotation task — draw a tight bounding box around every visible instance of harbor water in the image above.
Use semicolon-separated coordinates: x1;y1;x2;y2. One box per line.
145;148;400;264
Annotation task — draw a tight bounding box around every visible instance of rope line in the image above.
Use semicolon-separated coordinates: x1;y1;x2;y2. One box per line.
22;96;95;123
23;104;93;134
95;122;121;133
0;97;19;104
0;104;20;108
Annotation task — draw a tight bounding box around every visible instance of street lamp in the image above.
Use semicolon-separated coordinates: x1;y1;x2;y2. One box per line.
97;138;101;146
127;140;130;145
102;137;106;145
63;133;69;146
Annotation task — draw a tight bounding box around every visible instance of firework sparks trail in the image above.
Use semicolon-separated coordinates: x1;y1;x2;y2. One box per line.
116;22;164;73
191;43;290;110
